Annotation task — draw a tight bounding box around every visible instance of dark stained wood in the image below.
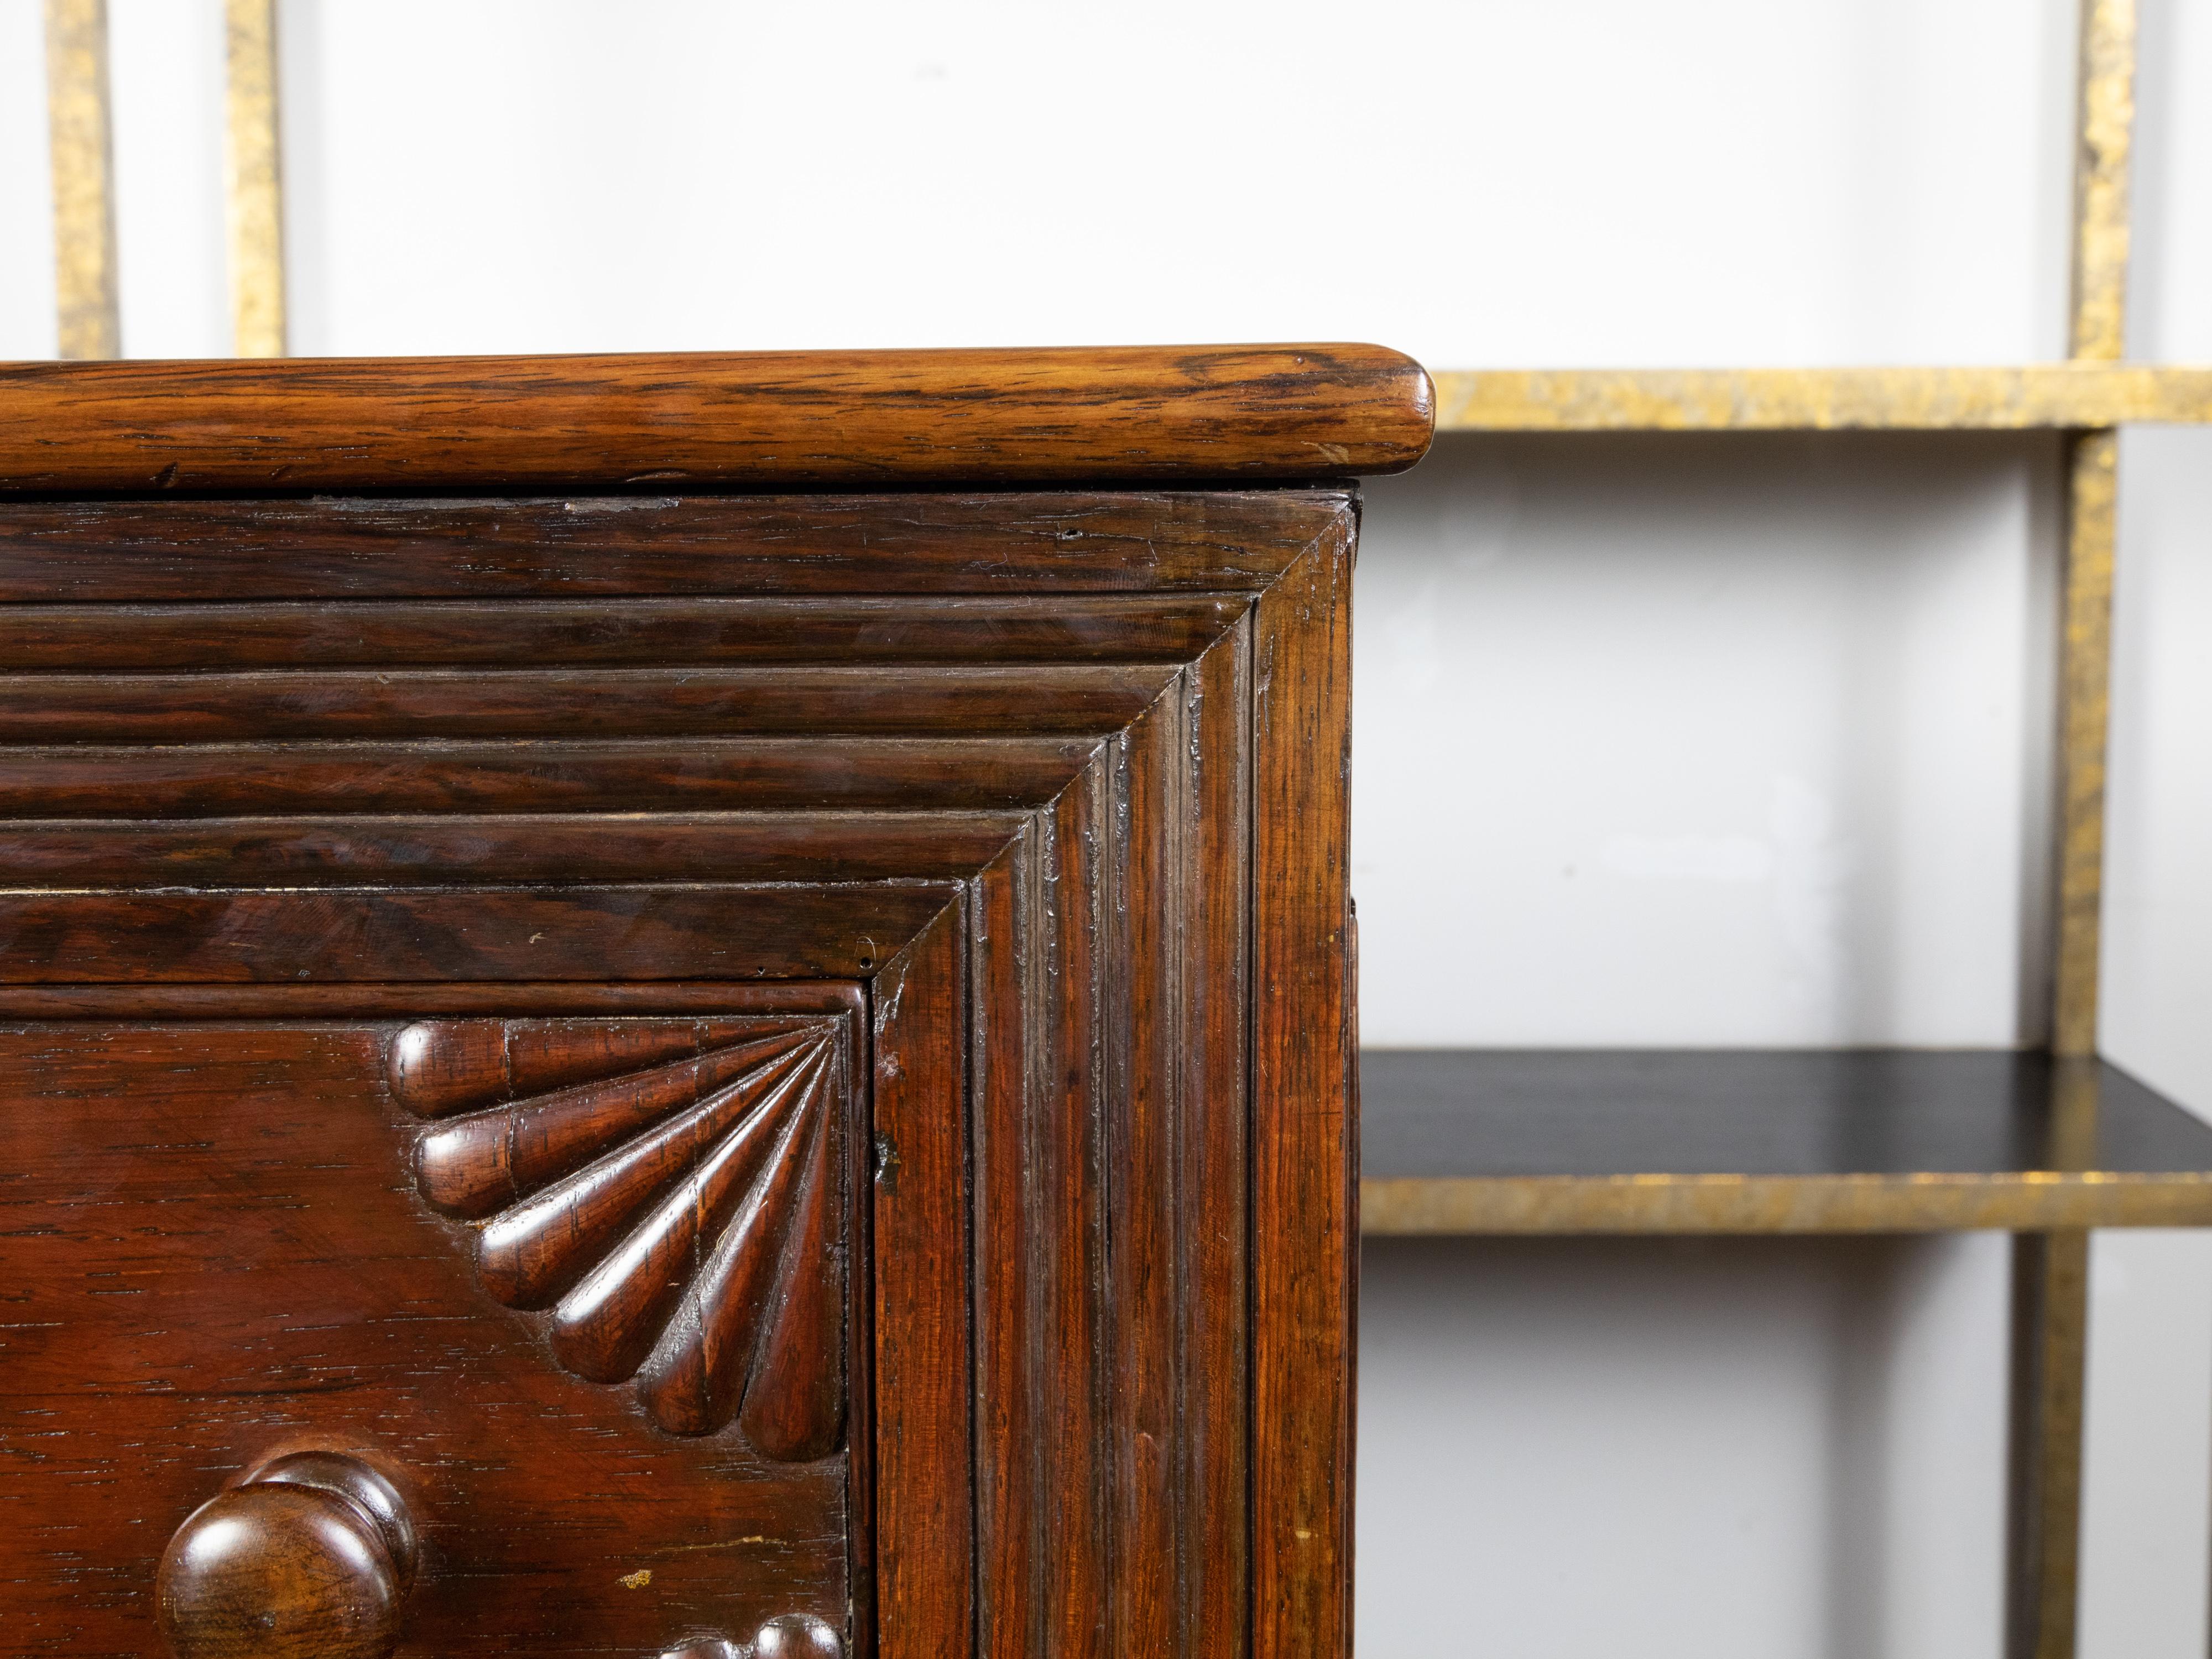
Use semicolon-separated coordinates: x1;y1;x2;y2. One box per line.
0;346;1431;494
968;776;1112;1659
414;1031;815;1222
1;363;1395;1658
868;906;970;1659
1109;687;1180;1658
0;663;1180;741
0;491;1348;601
960;622;1259;1659
2;813;1031;886
0;737;1102;818
0;981;863;1020
665;1616;843;1659
3;1014;854;1657
387;1014;823;1118
157;1453;417;1659
967;838;1033;1654
415;1026;846;1431
0;593;1249;670
1249;523;1357;1659
0;884;957;982
738;1057;848;1464
1174;623;1254;1658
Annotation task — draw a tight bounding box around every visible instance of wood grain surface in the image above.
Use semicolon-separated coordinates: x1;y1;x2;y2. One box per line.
867;908;968;1659
0;594;1249;670
0;491;1350;601
2;1014;856;1657
1249;515;1357;1659
156;1453;416;1659
2;483;1368;1658
0;346;1432;493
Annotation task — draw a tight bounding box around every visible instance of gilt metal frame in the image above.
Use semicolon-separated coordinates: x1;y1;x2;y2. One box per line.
1417;4;2146;1652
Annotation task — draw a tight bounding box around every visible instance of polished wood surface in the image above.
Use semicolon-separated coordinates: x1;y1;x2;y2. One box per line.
0;593;1251;669
395;1017;852;1452
662;1618;845;1659
0;345;1431;493
4;1006;857;1655
1250;517;1356;1659
1361;1050;2212;1233
1;457;1381;1653
866;909;965;1659
158;1453;416;1659
0;489;1340;599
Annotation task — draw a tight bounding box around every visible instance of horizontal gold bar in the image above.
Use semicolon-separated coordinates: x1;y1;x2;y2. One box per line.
1361;1171;2212;1235
1432;364;2212;432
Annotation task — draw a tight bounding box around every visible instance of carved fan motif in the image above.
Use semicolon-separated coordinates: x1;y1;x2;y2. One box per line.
387;1016;848;1459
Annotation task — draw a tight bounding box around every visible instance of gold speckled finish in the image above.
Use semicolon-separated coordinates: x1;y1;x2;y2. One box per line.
2068;0;2135;363
225;0;286;357
43;0;118;360
2053;431;2117;1059
1431;363;2210;431
1361;1169;2212;1237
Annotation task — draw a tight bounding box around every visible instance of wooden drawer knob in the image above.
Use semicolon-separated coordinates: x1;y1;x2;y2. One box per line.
156;1452;418;1659
664;1616;843;1659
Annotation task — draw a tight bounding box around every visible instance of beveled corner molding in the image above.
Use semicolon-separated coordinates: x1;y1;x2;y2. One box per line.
0;470;1374;1659
390;1016;851;1458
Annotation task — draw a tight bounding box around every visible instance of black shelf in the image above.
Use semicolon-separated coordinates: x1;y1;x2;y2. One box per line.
1361;1049;2212;1234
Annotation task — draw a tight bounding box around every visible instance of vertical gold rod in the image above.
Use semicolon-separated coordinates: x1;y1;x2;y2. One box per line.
2006;1066;2104;1659
225;0;286;357
2052;428;2118;1058
2008;6;2138;1657
2008;1229;2093;1659
2051;0;2136;1060
43;0;119;359
2067;0;2136;364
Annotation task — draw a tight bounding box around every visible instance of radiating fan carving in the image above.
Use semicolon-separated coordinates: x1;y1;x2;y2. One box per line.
387;1016;848;1458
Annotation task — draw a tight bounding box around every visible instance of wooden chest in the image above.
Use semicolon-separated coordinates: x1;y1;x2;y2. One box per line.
0;346;1431;1659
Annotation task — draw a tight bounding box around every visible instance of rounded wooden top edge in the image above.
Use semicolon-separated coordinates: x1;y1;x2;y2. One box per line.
0;343;1436;494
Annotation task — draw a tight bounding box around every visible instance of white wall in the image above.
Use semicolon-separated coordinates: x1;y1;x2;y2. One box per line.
1361;1235;2012;1659
210;0;2086;367
1;3;2207;1653
0;0;57;358
1355;431;2061;1049
107;0;228;358
2078;1;2212;1641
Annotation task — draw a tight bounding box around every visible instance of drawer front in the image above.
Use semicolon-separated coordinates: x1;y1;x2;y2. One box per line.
4;999;862;1656
0;488;1357;1659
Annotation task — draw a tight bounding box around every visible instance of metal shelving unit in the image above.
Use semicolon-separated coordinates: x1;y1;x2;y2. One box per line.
1362;5;2208;1654
1364;1051;2212;1234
